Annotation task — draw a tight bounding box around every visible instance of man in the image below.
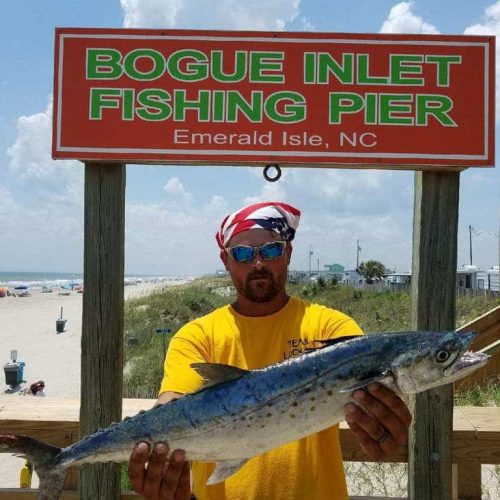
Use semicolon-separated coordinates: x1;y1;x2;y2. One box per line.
128;201;412;500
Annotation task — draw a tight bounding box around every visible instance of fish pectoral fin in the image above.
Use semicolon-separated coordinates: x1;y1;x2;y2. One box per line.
338;372;391;394
191;363;249;389
206;459;249;485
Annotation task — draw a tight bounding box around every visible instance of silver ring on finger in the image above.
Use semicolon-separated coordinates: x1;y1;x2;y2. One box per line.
375;428;390;444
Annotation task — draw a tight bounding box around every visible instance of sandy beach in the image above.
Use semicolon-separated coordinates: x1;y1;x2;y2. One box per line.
0;280;181;489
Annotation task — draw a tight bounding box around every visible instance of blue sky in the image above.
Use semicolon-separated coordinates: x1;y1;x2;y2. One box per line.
0;0;499;276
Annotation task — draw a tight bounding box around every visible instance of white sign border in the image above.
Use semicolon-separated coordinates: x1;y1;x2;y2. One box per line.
55;33;491;162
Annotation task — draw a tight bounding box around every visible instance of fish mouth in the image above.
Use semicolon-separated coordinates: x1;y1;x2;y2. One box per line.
446;351;490;378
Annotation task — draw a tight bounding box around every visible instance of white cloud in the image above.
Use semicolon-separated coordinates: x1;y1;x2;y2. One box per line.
7;97;83;199
125;201;221;274
0;181;84;271
464;1;500;120
380;2;439;34
204;195;229;215
465;1;500;35
121;0;184;28
243;181;287;205
163;176;193;205
1;98;86;271
120;0;305;30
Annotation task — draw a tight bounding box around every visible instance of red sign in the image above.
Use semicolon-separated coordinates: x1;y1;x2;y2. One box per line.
53;28;495;168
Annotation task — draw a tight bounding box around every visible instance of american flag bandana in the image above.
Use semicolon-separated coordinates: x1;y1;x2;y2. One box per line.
216;202;301;249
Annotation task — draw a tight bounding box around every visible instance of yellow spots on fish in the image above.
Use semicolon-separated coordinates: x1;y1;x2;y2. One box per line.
292;401;298;407
327;390;333;396
266;413;272;418
310;406;316;412
290;414;296;419
310;396;316;402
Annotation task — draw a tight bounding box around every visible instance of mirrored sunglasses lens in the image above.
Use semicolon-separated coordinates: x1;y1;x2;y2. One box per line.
260;242;285;260
231;246;255;262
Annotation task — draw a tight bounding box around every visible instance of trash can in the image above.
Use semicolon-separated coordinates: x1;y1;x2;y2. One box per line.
4;361;25;387
55;319;67;333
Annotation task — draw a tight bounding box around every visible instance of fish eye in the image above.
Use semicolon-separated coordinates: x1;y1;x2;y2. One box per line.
436;350;450;363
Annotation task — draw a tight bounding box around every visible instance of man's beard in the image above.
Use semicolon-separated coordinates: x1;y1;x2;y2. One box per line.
241;270;282;302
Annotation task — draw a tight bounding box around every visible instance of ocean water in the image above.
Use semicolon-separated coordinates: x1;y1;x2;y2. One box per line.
0;272;185;289
0;272;83;289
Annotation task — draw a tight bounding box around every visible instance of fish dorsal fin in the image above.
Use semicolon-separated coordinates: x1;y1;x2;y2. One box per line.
191;363;249;389
314;335;362;347
302;335;362;354
207;459;249;485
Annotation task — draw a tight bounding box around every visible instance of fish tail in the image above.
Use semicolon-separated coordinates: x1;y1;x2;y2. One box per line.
0;434;67;499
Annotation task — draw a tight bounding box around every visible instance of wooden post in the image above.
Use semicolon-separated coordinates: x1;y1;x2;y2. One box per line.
453;461;482;499
80;162;126;499
409;170;460;500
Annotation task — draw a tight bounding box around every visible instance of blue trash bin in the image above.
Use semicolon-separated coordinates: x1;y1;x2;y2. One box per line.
4;361;25;387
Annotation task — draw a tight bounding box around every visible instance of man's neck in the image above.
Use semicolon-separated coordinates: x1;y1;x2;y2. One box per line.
232;291;290;317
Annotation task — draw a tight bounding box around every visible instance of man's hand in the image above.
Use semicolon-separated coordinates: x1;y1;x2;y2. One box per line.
344;382;412;460
128;442;191;500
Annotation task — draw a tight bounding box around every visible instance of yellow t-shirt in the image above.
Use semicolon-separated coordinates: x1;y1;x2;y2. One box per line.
160;296;363;500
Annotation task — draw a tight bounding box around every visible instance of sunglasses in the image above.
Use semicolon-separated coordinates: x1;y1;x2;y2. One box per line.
226;241;286;263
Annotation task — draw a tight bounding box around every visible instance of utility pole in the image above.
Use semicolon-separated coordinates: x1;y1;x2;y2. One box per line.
308;245;313;279
469;225;473;265
356;239;361;269
317;257;320;277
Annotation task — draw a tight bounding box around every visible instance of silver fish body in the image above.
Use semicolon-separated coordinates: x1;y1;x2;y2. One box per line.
0;330;489;499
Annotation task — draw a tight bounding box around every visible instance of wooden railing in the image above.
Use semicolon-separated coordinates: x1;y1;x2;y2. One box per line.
0;397;498;500
455;304;500;390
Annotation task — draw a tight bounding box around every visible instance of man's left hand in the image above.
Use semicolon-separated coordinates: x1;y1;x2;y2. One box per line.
344;382;412;460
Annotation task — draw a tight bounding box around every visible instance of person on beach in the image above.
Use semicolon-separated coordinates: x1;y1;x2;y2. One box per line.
29;380;45;396
127;201;412;500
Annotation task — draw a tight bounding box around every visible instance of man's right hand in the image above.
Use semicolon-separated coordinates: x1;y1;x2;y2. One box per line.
128;442;191;500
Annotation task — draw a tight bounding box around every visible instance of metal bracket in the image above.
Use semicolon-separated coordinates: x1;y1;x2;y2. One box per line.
263;164;282;182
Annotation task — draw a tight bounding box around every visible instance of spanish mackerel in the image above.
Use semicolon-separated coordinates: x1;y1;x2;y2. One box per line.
0;330;489;499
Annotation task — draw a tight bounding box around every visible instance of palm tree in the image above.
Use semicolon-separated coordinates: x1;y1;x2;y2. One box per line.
357;260;386;284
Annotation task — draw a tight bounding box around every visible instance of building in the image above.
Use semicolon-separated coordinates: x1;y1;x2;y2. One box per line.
456;265;480;290
476;266;499;292
342;270;365;286
384;272;412;285
323;263;345;281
